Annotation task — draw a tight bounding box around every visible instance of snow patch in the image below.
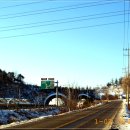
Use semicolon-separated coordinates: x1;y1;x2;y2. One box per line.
0;102;102;129
117;100;130;130
0;108;60;129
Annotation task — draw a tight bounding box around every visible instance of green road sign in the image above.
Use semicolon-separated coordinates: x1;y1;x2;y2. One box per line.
41;79;54;89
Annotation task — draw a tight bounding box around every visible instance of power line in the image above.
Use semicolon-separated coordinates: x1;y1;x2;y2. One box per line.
123;0;126;70
0;21;126;39
0;0;119;10
0;1;121;19
0;0;48;9
1;1;107;17
127;0;130;47
124;0;126;48
0;12;126;32
0;10;125;29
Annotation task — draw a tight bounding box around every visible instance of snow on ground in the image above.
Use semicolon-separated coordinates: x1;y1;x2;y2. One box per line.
118;99;130;130
0;108;60;129
0;102;103;129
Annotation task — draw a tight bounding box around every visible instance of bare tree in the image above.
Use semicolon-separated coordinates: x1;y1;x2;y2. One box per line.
122;76;130;109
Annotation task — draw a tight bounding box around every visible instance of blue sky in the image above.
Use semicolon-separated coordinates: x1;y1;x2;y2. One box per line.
0;0;129;87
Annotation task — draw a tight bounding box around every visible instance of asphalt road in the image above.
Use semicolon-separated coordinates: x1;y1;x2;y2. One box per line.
4;100;122;130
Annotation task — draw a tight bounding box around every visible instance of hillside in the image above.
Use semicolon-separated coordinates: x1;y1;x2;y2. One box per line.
0;69;41;103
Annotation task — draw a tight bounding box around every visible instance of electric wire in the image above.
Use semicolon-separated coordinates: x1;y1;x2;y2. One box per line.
0;0;120;10
0;12;126;32
0;1;121;19
0;10;127;29
127;0;130;47
0;0;48;9
0;0;124;40
0;21;127;39
0;10;125;29
123;0;126;75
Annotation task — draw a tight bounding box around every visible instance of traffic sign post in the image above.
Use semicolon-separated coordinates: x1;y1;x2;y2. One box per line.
55;80;59;107
40;78;59;106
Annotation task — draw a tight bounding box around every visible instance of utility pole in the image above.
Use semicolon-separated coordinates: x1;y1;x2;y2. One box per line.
122;67;128;101
128;48;130;107
123;67;128;101
122;67;127;77
124;48;130;107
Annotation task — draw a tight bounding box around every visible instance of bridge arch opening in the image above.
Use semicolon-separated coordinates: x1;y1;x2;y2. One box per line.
44;93;67;106
78;94;91;100
77;94;93;108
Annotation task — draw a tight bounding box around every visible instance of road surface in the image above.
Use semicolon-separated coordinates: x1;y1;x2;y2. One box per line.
4;100;122;130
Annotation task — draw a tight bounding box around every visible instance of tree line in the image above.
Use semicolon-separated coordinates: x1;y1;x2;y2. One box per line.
107;78;122;87
0;69;25;85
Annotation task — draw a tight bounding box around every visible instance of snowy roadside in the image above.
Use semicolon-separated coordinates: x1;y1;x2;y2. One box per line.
0;102;103;129
0;108;60;129
118;99;130;130
111;99;130;130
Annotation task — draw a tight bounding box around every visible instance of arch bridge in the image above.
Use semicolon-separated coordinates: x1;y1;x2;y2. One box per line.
39;87;96;106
